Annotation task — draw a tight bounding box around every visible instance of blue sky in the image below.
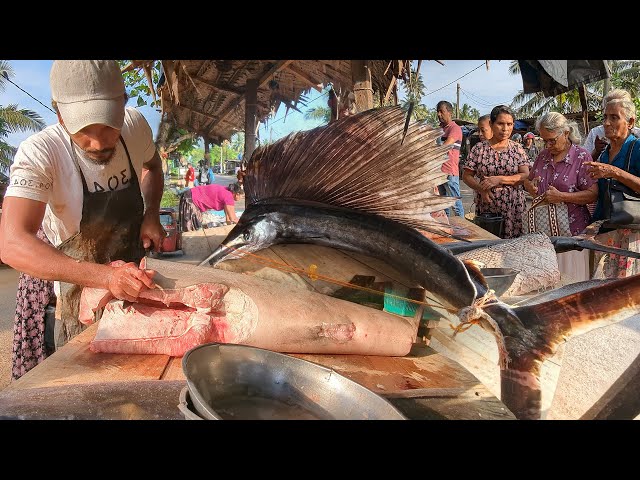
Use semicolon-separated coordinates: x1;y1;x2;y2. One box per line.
2;60;524;149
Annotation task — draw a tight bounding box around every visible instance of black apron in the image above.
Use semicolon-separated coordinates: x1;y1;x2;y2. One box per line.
54;136;145;348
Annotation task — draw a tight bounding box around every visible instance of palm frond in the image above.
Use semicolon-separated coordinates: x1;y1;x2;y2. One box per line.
0;60;15;93
303;106;331;123
0;141;17;168
0;105;46;133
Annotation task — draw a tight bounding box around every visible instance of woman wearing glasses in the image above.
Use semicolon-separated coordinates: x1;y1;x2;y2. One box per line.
584;91;640;279
463;105;530;238
524;112;597;282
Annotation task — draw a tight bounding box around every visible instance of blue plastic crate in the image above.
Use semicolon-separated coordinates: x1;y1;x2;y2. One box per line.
383;284;438;320
383;285;418;317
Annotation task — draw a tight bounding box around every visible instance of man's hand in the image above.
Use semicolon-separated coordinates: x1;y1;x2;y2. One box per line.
594;135;609;156
140;210;166;253
107;262;156;302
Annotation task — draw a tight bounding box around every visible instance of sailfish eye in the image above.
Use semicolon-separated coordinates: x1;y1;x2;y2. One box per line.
243;231;251;241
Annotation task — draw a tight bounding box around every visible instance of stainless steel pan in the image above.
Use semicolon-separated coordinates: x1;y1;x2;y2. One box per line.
182;343;406;420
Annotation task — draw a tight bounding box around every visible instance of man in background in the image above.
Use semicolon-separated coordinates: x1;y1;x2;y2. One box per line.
436;100;464;217
583;89;640;161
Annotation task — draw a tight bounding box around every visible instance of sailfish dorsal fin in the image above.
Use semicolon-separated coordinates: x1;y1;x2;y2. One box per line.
244;106;457;231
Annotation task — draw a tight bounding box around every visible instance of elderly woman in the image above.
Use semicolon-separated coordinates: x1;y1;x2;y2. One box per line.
462;105;530;238
524;112;598;282
585;91;640;278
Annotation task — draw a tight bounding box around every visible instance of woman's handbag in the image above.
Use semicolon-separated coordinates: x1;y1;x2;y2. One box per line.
602;138;640;227
473;212;504;237
525;193;572;237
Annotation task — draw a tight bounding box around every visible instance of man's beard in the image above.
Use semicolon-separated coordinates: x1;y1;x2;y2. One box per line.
82;148;116;165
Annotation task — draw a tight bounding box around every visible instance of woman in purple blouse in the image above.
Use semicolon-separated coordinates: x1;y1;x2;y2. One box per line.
524;112;598;281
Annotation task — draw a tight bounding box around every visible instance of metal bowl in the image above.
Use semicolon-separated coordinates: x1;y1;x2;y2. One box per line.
182;343;406;420
480;267;520;296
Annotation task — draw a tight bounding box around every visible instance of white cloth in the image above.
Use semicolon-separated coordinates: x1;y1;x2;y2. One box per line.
582;125;640;157
556;250;590;284
6;107;156;247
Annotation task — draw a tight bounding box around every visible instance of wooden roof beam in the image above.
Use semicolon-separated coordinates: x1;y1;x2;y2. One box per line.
176;104;218;122
285;64;323;92
207;60;294;132
192;77;245;96
257;60;294;88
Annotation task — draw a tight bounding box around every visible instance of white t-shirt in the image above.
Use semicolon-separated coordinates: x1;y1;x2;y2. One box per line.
582;124;640;156
6;107;156;247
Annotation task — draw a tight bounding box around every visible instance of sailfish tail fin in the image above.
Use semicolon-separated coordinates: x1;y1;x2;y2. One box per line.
480;275;640;419
244;106;460;233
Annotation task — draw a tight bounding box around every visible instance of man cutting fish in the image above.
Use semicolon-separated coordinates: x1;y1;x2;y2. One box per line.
0;60;165;365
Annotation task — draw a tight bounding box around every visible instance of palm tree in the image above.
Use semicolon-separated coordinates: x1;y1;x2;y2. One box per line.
508;60;640;118
0;61;46;170
458;103;480;122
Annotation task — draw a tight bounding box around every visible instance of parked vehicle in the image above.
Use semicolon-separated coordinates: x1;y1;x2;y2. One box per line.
158;207;183;254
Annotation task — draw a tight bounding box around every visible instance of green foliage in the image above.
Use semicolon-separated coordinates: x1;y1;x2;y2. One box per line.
402;66;426;105
230;132;245;153
0;61;46;168
182;138;243;168
304;105;331;124
458;104;480;122
160;187;179;208
397;63;440;126
174;129;199;155
118;60;162;109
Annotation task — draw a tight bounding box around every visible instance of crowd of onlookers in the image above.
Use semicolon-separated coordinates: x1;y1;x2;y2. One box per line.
436;89;640;282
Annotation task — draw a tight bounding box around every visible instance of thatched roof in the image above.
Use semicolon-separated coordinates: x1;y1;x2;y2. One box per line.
152;60;411;145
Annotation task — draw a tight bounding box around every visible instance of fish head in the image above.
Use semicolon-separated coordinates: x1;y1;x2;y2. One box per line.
207;208;281;265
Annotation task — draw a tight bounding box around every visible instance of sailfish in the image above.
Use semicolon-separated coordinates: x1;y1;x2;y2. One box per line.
201;106;640;420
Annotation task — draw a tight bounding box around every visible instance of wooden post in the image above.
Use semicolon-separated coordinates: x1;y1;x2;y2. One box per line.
578;84;590;135
244;78;258;164
220;143;224;174
456;83;460;119
351;60;373;113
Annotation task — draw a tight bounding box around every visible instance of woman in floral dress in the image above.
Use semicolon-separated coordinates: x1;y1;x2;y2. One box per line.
462;105;530;238
12;227;56;380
